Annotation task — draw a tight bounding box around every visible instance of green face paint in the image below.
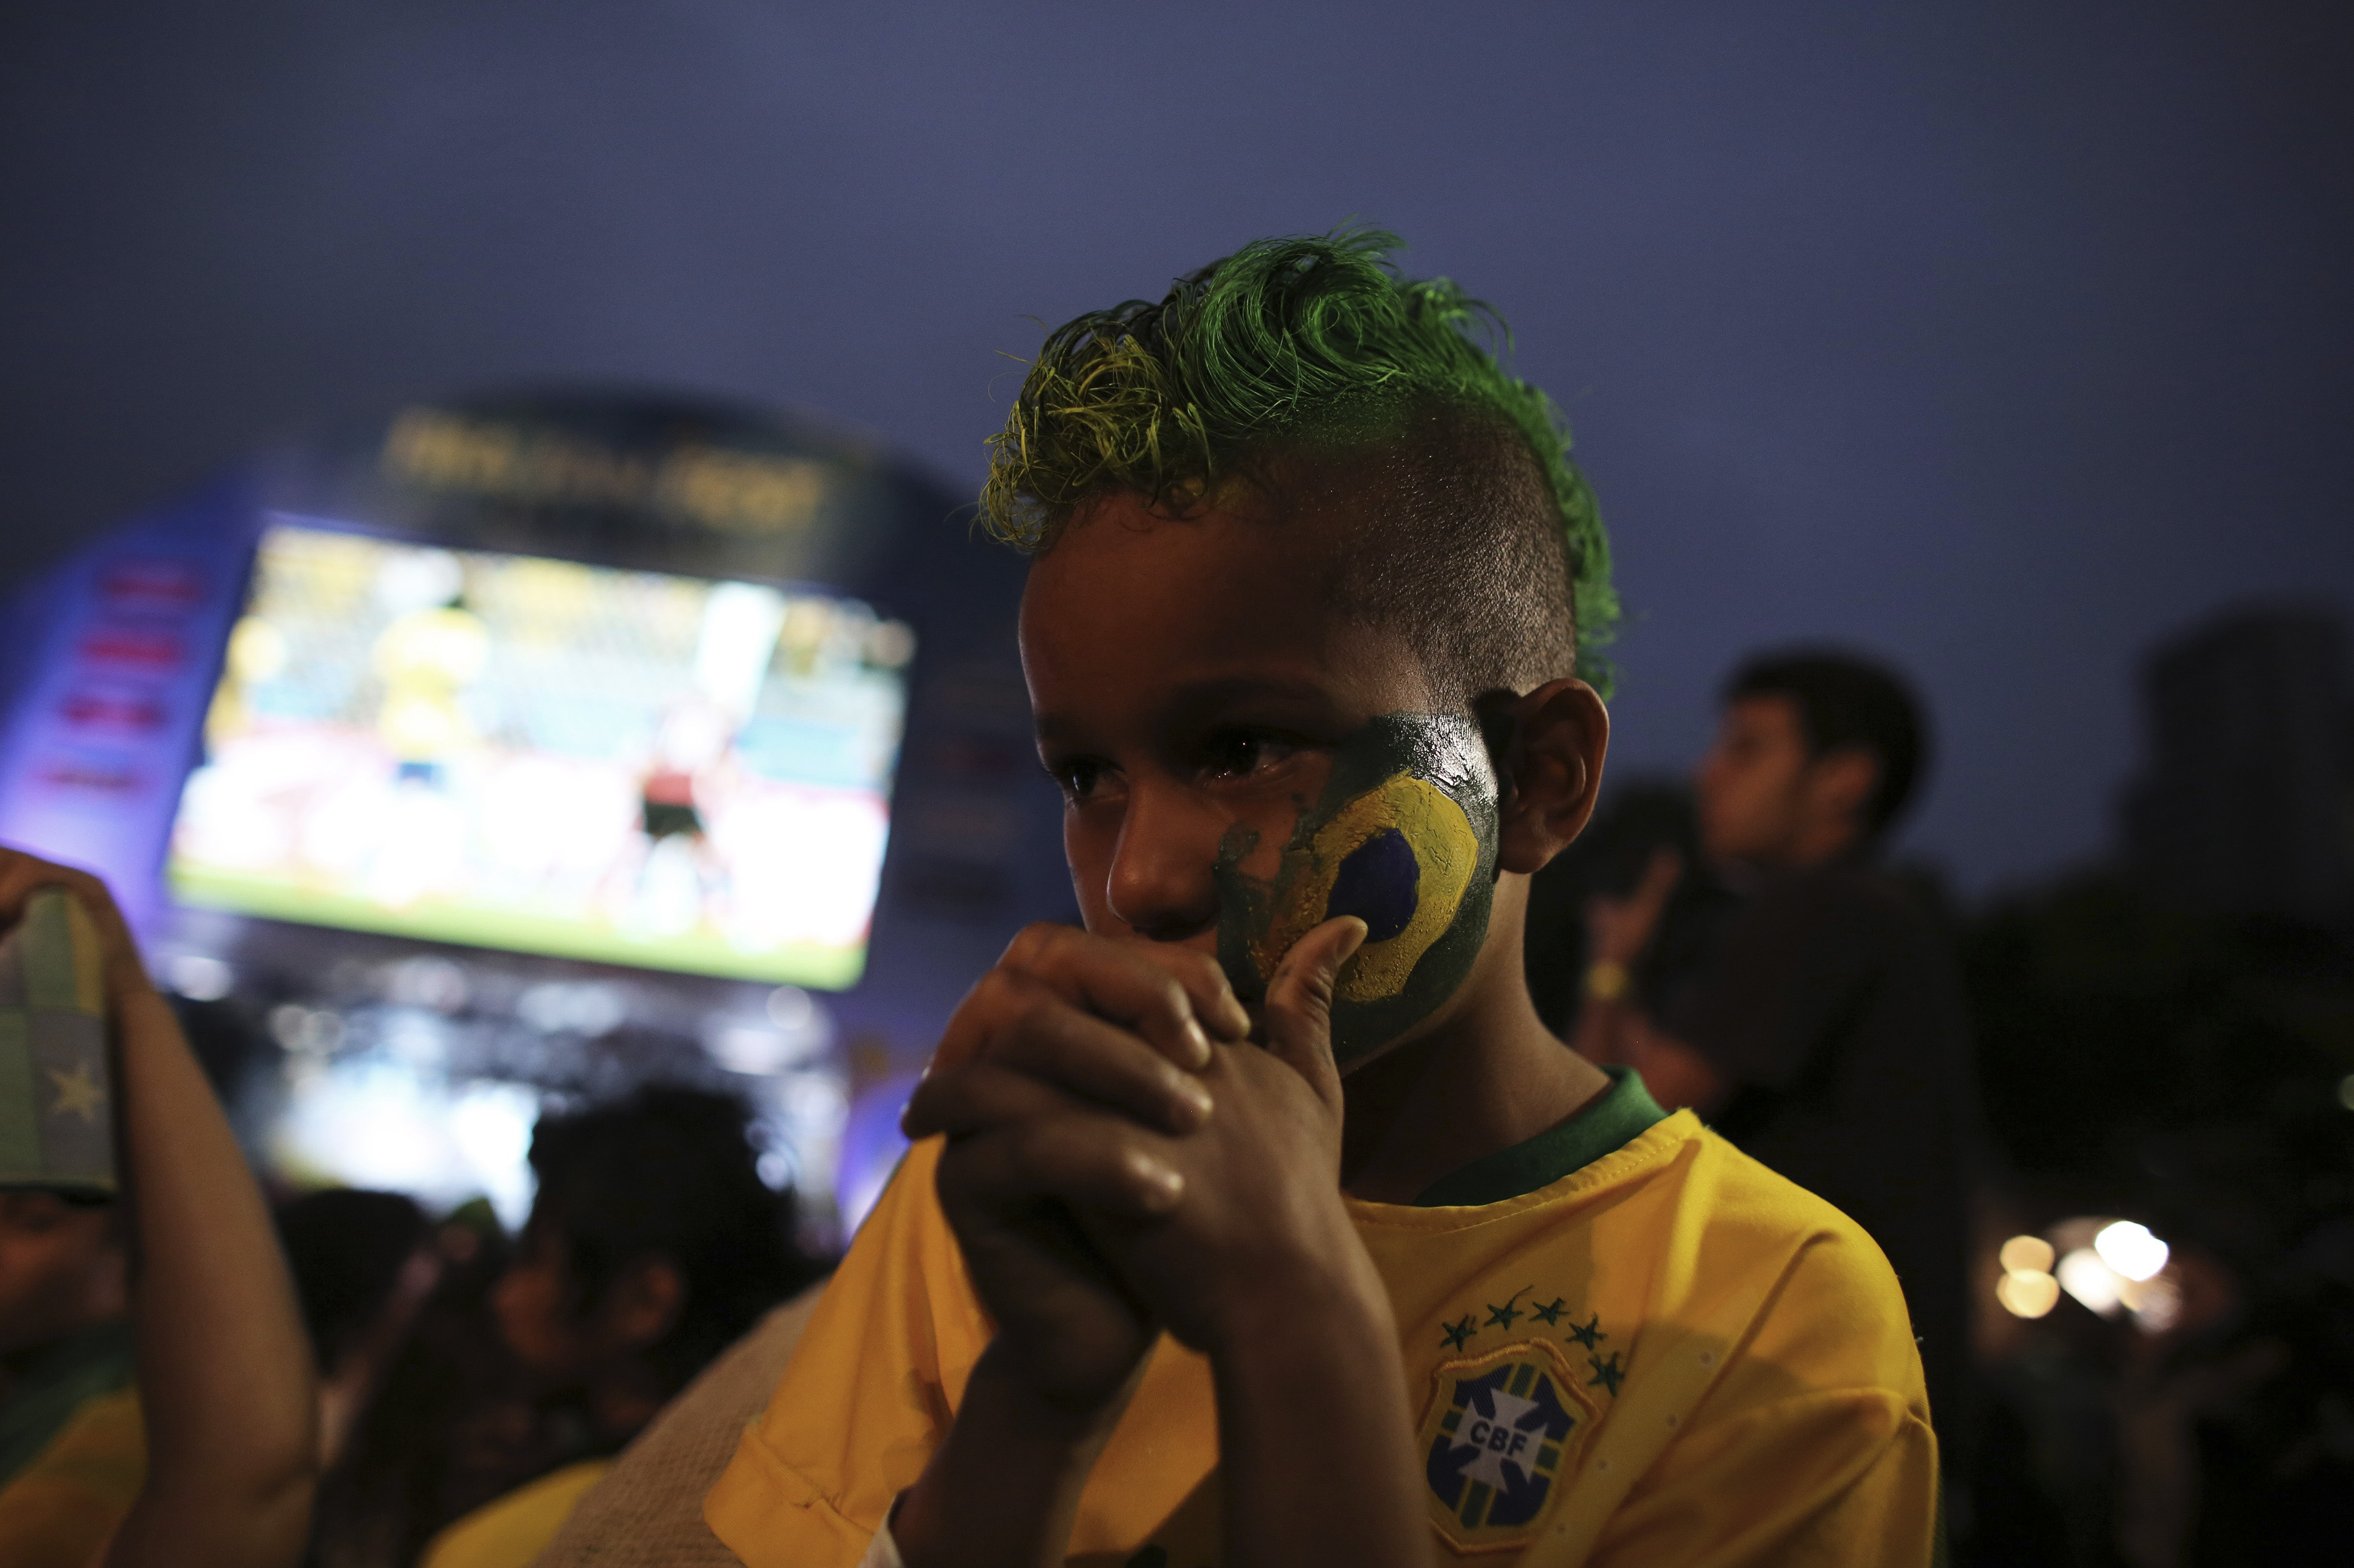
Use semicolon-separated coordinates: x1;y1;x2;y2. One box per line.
1214;713;1500;1067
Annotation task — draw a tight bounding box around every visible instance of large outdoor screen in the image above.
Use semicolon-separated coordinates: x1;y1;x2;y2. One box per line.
168;520;913;987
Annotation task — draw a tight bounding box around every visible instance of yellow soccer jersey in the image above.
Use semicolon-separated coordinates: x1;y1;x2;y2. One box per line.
0;1387;144;1568
420;1458;613;1568
707;1076;1936;1567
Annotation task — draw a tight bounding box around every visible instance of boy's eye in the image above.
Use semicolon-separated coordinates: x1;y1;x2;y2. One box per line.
1049;757;1115;802
1202;731;1301;783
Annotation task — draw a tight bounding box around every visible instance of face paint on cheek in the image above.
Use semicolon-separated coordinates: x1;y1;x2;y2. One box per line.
1214;713;1500;1067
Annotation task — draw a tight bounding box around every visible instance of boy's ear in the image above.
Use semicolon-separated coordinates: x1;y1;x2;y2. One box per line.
1491;678;1609;876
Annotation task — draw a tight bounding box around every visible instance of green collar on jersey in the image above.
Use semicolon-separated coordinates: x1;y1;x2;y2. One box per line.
1410;1066;1667;1208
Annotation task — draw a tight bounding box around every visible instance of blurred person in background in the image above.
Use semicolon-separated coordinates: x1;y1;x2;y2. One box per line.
0;1187;129;1556
416;1085;819;1568
275;1189;437;1470
1520;780;1739;1041
0;849;316;1568
307;1202;528;1568
1572;651;1981;1471
526;1280;830;1568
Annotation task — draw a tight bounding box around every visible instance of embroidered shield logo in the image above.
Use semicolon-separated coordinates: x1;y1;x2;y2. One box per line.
1418;1342;1598;1551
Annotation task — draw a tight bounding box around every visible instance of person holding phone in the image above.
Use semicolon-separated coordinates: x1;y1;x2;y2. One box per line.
0;849;317;1568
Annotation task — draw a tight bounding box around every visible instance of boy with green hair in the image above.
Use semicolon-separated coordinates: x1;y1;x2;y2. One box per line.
705;231;1936;1567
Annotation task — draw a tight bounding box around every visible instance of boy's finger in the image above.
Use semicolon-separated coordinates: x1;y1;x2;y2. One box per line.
904;1057;1068;1140
1260;916;1368;1107
1002;924;1245;1066
985;1001;1216;1133
934;972;1214;1131
1110;943;1254;1045
936;1111;1187;1221
1005;924;1242;1065
938;965;1099;1072
911;1010;1212;1138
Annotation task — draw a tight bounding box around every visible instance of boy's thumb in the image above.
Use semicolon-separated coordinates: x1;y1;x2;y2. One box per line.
1262;916;1369;1097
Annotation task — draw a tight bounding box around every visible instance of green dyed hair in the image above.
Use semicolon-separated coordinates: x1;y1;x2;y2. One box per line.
979;228;1618;694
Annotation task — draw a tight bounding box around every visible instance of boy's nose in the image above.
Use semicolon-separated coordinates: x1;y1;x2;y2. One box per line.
1104;781;1222;941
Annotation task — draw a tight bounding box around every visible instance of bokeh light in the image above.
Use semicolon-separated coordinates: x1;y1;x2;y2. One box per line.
1998;1234;2056;1274
1996;1268;2061;1319
2057;1247;2125;1317
2094;1219;2170;1282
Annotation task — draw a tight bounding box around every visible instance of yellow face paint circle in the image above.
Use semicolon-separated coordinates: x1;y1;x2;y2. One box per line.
1216;712;1501;1065
1247;772;1484;1004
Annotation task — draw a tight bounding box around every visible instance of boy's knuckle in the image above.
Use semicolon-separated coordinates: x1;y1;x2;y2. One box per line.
977;969;1040;1024
1006;923;1076;978
1173;948;1224;988
1009;1119;1064;1175
1154;973;1191;1016
1010;991;1064;1041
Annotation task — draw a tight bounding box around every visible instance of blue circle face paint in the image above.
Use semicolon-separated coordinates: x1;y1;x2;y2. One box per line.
1328;829;1420;942
1213;713;1501;1067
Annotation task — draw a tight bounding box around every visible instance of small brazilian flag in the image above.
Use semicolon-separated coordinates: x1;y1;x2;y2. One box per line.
0;890;117;1193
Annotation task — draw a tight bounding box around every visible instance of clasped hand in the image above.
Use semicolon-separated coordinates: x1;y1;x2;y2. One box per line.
903;917;1371;1416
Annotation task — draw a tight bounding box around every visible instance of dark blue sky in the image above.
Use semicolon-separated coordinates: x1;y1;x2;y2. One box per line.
3;1;2348;894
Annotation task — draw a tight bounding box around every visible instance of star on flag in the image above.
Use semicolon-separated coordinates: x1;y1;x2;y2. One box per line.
47;1064;106;1123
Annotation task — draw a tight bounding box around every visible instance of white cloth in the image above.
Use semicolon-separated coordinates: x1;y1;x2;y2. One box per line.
853;1516;905;1568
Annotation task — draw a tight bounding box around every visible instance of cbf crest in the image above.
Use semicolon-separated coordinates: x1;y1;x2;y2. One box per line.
1418;1341;1599;1551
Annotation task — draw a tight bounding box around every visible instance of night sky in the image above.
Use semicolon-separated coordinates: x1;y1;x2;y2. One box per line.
3;1;2349;894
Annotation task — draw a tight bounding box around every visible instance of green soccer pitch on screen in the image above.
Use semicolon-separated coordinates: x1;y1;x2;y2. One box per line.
167;521;915;989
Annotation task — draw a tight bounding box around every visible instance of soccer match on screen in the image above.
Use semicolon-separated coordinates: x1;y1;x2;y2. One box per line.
167;521;913;987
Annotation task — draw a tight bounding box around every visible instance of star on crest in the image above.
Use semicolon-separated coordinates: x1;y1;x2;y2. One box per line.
1586;1351;1625;1396
1483;1284;1534;1331
1440;1314;1477;1352
1565;1312;1606;1350
46;1064;105;1123
1530;1297;1568;1326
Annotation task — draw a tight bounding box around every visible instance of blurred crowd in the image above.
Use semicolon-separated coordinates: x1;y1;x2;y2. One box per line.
0;948;832;1568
